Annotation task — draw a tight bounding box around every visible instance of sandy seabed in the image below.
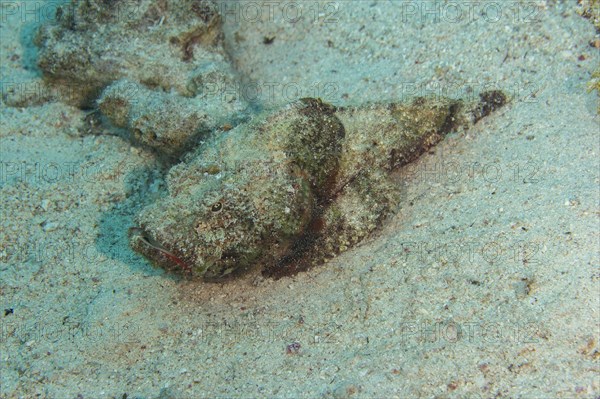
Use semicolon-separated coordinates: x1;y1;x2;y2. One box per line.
1;1;599;398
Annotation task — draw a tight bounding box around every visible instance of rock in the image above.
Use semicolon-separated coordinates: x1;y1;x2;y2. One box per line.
35;0;234;107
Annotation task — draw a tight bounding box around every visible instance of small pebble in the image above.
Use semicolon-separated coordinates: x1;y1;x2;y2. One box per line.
40;199;50;211
41;221;59;232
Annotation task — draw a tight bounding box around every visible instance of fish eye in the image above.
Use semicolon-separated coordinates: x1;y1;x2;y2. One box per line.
211;201;223;213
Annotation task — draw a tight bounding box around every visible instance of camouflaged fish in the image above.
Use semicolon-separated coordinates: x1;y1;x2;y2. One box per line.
129;92;507;280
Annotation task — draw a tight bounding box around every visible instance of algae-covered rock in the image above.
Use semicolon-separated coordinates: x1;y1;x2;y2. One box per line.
34;0;249;159
35;0;235;107
98;79;246;161
129;92;507;281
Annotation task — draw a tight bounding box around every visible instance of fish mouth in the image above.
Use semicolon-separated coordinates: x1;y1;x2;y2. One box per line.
128;227;192;275
129;227;257;280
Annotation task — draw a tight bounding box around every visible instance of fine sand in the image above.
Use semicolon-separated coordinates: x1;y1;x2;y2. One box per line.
1;1;599;398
